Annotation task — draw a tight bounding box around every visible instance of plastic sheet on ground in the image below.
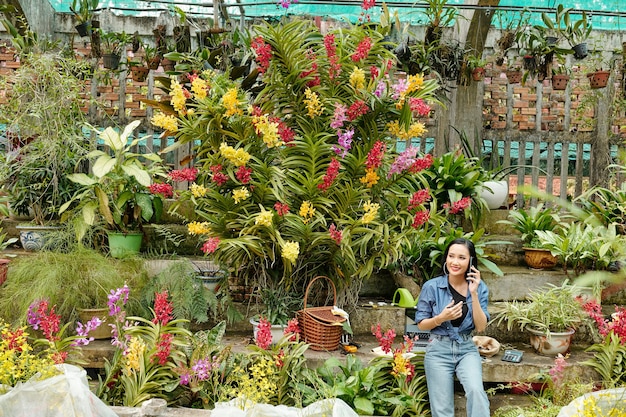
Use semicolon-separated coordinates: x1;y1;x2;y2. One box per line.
212;398;359;417
0;364;117;417
557;388;626;417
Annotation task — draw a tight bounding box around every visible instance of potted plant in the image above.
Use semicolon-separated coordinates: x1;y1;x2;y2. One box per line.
561;8;592;59
70;0;99;37
60;120;166;258
460;53;486;85
0;52;91;250
100;30;129;70
497;203;563;269
0;248;149;327
492;281;589;355
250;286;302;344
551;56;572;90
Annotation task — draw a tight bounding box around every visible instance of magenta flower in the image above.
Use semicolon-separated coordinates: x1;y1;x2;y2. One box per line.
388;146;419;178
168;167;198;182
329;223;343;245
201;237;220;254
330;103;348;129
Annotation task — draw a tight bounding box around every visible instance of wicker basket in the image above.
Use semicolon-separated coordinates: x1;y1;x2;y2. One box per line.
296;276;346;351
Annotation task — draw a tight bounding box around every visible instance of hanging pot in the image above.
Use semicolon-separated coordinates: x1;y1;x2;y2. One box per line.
146;57;161;70
506;70;522;84
0;259;9;286
572;42;588;60
471;67;485;81
75;21;91;37
587;70;611;89
522;56;536;71
102;53;121;70
160;57;175;72
551;74;570;90
130;65;149;83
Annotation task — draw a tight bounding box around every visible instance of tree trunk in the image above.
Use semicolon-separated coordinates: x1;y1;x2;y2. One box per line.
390;270;421;301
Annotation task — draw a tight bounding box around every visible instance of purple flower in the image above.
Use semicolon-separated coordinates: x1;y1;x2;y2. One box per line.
72;317;103;347
180;372;191;385
392;79;407;100
330;103;348;129
192;358;212;381
107;285;130;316
388;146;419;178
374;80;386;97
333;128;355;158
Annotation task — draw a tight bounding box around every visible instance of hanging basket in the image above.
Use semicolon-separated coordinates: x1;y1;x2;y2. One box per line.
130;66;149;83
296;276;346;351
572;42;588;60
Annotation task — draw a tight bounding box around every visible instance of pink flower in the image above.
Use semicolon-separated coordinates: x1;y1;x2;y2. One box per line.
236;166;252;184
351;37;372;62
168;167;198;182
388;146;419;178
365;141;385;170
329;223;343;245
153;291;174;325
201;237;220;254
149;183;174;198
410;154;434;173
411;210;430;228
256;317;272;349
318;158;341;191
27;300;60;341
274;202;290;216
409;97;432;117
362;0;375;10
284;318;301;342
372;323;396;354
330;104;348;129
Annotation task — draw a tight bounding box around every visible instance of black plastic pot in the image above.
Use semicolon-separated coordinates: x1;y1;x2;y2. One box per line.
102;53;121;70
75;21;91;37
572;42;588;60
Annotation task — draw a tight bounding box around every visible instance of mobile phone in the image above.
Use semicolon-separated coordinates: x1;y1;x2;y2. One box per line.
466;257;474;279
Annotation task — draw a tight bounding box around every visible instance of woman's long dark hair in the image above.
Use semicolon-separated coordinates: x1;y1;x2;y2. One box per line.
441;238;478;276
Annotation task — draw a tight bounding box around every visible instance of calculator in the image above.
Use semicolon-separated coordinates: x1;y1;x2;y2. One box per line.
501;349;524;363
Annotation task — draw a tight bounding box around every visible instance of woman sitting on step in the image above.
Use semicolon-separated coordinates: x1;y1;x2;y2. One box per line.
415;238;490;417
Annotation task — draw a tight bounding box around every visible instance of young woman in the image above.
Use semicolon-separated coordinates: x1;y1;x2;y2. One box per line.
415;238;490;417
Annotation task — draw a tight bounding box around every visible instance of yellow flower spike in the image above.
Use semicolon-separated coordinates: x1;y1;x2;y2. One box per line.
187;221;212;235
232;187;250;204
360;168;380;188
303;88;323;118
350;67;365;90
170;77;187;115
151;112;178;132
190;183;208;198
299;200;315;224
223;87;243;117
362;200;380;224
282;241;300;264
220;143;251;167
191;76;208;99
255;210;273;227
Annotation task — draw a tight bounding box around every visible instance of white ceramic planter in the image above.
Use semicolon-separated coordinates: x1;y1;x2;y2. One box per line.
480;180;509;209
528;327;575;356
250;318;286;344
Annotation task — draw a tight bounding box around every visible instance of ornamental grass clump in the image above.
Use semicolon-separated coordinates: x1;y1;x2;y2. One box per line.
147;19;447;299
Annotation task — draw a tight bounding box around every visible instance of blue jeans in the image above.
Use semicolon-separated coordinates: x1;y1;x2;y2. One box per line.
424;334;490;417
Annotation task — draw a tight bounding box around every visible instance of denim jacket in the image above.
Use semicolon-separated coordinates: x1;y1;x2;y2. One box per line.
415;275;490;342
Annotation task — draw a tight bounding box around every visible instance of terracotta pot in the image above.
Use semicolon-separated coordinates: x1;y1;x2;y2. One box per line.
524;247;558;269
161;58;175;72
551;74;570;90
77;308;114;340
130;66;149;83
587;70;610;89
146;57;161;70
0;259;9;286
471;67;485;81
506;70;522;84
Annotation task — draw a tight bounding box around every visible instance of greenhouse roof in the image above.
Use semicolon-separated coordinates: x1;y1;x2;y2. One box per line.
47;0;626;31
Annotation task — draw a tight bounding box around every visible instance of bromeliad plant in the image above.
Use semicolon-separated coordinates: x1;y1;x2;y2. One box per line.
147;19;447;298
